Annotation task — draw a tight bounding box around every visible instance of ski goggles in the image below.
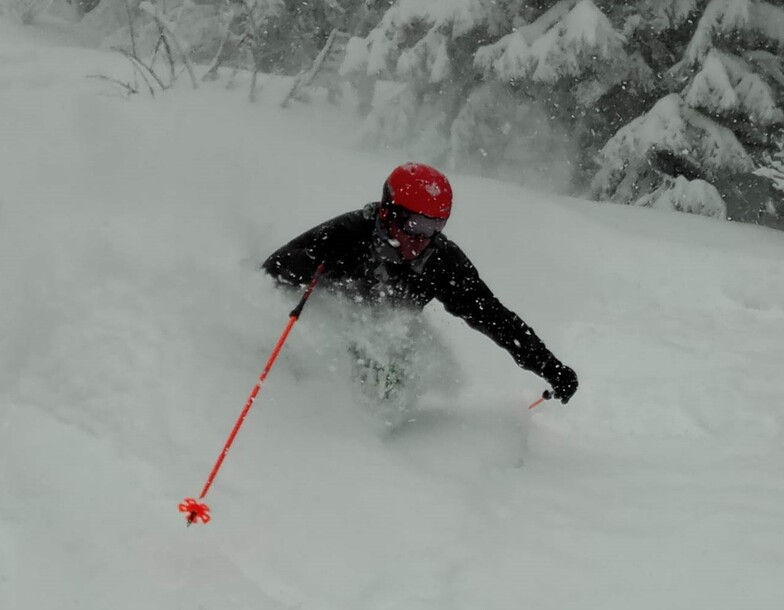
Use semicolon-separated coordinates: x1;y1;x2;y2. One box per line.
388;205;447;238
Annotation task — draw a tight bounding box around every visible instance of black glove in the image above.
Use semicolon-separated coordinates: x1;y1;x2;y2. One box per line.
541;358;579;404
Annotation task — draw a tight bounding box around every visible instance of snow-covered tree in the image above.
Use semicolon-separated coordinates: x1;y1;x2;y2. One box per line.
639;175;728;218
591;93;754;218
348;0;526;164
631;0;699;32
683;49;783;125
474;0;657;184
85;0;364;74
448;80;576;190
85;0;231;63
246;0;365;74
594;0;784;223
476;0;628;88
754;129;784;216
680;1;784;138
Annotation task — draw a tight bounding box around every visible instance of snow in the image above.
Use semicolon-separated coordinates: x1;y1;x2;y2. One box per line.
427;34;450;83
686;0;784;64
592;93;755;203
339;36;369;77
637;175;727;218
2;15;784;610
394;29;453;83
361;0;486;82
475;30;530;81
390;0;486;36
560;0;620;50
474;0;626;83
752;1;784;47
684;49;784;125
364;25;391;77
684;51;741;114
638;0;698;31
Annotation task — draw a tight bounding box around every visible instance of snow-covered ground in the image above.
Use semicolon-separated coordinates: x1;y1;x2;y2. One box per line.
2;16;783;610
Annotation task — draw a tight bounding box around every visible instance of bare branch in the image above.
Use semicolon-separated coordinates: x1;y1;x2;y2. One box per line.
123;0;138;58
87;74;139;96
139;1;199;89
204;4;236;82
159;28;177;86
113;46;166;93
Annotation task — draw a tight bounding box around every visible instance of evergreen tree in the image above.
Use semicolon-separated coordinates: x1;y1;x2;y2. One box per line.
353;0;783;225
475;0;652;185
348;0;525;164
591;93;754;218
251;0;366;73
594;0;784;223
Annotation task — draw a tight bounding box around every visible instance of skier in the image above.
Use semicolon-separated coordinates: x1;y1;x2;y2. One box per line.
262;163;578;405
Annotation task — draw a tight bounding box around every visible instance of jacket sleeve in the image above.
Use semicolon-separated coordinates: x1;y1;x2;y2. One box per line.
261;211;363;286
433;241;556;376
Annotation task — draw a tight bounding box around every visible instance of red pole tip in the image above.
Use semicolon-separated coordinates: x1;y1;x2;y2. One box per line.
528;391;552;411
179;498;211;525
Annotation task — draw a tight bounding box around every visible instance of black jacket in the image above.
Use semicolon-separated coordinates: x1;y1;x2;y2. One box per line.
262;203;560;378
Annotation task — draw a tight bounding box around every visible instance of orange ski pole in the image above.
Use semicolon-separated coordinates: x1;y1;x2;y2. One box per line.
180;264;326;526
528;390;553;410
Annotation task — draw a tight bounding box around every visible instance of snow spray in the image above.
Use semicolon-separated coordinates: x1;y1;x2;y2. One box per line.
180;264;326;526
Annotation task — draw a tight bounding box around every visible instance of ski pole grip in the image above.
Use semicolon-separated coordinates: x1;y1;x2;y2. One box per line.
542;390;553;400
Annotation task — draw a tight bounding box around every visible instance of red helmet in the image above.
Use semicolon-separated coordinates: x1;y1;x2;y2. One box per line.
382;163;452;220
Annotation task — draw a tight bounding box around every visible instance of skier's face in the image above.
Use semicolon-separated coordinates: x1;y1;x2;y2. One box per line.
388;221;431;260
381;205;446;261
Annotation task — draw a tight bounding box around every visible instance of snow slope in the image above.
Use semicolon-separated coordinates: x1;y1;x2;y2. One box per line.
1;16;783;610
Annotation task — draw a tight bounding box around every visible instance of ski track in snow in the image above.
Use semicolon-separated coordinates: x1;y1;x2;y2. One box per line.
1;15;783;610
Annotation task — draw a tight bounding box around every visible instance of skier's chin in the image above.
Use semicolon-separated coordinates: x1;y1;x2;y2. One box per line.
398;245;428;261
386;239;429;262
